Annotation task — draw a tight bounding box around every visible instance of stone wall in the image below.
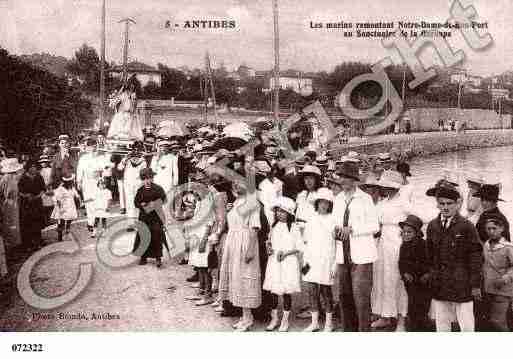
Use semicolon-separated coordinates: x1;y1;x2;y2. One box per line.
404;108;512;131
341;129;513;158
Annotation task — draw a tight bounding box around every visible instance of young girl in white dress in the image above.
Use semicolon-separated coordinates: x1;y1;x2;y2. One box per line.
302;188;338;332
92;178;112;238
51;174;80;241
263;196;302;332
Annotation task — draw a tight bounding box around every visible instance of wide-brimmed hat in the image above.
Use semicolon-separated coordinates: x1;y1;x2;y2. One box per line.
466;174;485;186
0;158;24;174
485;214;506;227
426;179;460;201
58;134;70;141
314;187;334;204
271;196;297;216
473;184;504;202
62;174;75;182
359;173;382;189
396;162;412;177
336;162;360;181
399;215;424;233
377;152;392;162
299;165;322;178
253;160;271;174
377;170;403;190
38;155;51;163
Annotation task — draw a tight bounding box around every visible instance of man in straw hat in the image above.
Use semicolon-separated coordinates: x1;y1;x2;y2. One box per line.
118;141;147;231
50;134;77;189
76;137;103;234
151;138;179;201
465;174;484;224
475;184;510;244
424;180;482;331
331;161;380;331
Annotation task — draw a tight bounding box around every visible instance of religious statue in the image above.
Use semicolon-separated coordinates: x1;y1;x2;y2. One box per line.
107;80;144;141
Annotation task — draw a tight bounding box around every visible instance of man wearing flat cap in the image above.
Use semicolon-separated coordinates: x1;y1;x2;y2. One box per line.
425;180;483;331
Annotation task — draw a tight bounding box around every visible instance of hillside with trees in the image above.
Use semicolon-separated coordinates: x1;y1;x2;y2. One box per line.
0;47;94;153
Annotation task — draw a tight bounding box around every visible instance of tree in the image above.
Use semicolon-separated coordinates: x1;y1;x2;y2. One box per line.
0;47;93;153
67;44;102;92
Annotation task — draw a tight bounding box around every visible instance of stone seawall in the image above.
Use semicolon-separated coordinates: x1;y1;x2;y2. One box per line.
330;129;513;159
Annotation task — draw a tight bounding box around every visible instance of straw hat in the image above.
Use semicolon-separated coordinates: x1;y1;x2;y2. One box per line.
335;162;360;182
38;155;52;164
377;152;392;162
377;170;403;190
1;158;23;174
271;196;297;216
359;172;382;189
314;187;335;204
473;184;504;202
299;165;322;178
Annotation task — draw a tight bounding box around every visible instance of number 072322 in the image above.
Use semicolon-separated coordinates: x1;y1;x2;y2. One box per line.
11;344;44;352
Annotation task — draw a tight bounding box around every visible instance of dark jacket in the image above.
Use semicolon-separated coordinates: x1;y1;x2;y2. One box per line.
50;151;77;188
426;213;483;302
476;206;510;243
399;237;430;282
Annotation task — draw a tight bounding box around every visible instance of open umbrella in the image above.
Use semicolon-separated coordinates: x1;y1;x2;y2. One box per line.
211;137;247;151
157;120;190;138
222;122;254;142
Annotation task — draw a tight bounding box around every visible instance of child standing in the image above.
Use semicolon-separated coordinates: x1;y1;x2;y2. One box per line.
93;178;112;238
51;174;80;241
398;215;431;331
263;196;302;332
482;216;513;331
302;188;337;332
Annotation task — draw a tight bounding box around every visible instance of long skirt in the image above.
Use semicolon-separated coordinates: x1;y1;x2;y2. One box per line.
132;221;165;259
371;236;408;318
218;228;261;309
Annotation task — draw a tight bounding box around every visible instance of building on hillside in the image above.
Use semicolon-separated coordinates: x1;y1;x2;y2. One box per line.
109;61;163;87
261;70;315;96
489;87;510;100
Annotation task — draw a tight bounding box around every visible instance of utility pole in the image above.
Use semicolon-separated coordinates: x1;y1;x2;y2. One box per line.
119;18;136;83
205;52;217;124
99;0;106;132
272;0;280;125
401;66;406;104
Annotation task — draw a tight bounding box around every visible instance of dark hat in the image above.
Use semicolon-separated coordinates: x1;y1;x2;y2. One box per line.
426;179;460;201
139;167;156;179
86;137;97;147
473;184;504;202
399;215;424;233
336;162;360;181
131;140;145;153
485;214;506;227
396;162;412;177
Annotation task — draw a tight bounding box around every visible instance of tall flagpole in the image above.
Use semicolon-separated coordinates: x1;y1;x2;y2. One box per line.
119;18;136;83
99;0;106;131
272;0;280;125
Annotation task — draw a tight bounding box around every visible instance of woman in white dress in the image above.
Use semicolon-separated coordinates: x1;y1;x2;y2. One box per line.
371;171;409;331
218;181;262;332
302;188;338;332
256;161;283;226
263;196;302;332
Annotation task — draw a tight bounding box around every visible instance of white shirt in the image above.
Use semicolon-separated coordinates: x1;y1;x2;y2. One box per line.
333;187;379;264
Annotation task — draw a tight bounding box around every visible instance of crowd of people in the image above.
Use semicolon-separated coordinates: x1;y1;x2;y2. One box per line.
0;123;512;332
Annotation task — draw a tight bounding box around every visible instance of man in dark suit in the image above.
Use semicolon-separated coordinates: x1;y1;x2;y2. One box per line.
425;180;483;331
475;184;510;243
50;134;77;188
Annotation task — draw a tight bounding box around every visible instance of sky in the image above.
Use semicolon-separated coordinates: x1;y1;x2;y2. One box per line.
0;0;511;76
